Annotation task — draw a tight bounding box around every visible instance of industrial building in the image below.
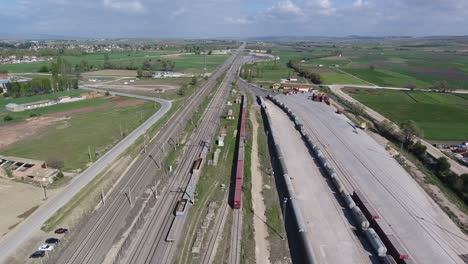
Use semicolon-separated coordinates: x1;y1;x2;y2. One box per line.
272;82;314;93
0;155;59;185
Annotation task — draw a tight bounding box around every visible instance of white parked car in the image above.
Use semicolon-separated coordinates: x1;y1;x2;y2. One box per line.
38;244;54;251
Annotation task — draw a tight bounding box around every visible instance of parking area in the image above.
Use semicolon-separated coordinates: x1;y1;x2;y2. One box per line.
265;100;372;264
277;93;468;264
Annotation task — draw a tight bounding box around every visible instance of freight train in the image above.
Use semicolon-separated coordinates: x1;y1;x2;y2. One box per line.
233;95;247;209
267;94;413;262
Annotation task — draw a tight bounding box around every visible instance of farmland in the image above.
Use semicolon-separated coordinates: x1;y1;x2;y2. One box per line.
346;88;468;141
0;51;229;74
1;96;159;171
242;40;468;90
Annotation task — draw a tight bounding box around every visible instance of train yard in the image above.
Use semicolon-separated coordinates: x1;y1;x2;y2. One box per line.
270;93;468;264
48;47;243;264
116;52;247;264
264;99;374;263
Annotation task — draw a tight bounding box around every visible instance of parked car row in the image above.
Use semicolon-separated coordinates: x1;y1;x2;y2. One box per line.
29;228;68;259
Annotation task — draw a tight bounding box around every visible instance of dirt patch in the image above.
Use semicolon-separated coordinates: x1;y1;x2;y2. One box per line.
409;66;468;81
0;177;61;238
0;117;59;149
250;107;271;264
111;99;145;108
0;105;102;150
82;69;137;77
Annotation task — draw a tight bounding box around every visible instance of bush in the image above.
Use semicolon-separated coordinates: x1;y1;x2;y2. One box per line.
409;141;427;161
46;157;64;169
56;171;64;179
3;115;13;122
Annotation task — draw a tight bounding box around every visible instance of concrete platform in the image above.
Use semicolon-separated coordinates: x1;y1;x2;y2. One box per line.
265;100;372;264
276;93;468;264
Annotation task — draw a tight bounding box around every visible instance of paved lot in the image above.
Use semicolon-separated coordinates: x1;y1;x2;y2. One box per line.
265;100;371;264
277;93;468;264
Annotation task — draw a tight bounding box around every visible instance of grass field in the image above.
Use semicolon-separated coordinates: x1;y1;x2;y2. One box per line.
339;48;468;89
0;89;89;124
2;98;159;171
0;51;228;74
346;88;468;141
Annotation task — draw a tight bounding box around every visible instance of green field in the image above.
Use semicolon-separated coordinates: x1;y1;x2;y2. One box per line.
2;98;159;170
347;88;468;141
339;48;468;89
0;89;94;124
0;51;228;73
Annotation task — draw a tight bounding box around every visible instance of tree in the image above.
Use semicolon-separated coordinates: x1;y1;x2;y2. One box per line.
0;69;8;74
349;102;365;117
434;157;451;177
409;140;427;160
190;76;197;85
38;65;49;73
405;81;417;90
432;80;454;92
369;65;376;70
266;49;272;54
46;157;64;169
377;120;394;137
3;115;13;122
400;120;422;146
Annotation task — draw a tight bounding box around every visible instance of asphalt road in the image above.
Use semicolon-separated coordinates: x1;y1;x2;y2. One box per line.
265;100;373;264
277;93;468;264
0;91;171;264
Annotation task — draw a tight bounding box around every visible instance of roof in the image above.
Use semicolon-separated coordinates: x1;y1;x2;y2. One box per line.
0;74;8;79
21;100;54;107
282;83;314;88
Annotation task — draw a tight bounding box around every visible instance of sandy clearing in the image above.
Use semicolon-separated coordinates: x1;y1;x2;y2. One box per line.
0;178;61;238
250;106;271;264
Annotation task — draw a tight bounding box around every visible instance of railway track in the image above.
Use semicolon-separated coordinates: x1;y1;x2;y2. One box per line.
119;51;247;264
53;50;239;264
228;209;243;264
281;95;468;263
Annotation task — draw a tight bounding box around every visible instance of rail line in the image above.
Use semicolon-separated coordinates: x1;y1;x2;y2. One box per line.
120;51;246;264
283;95;468;263
53;51;239;264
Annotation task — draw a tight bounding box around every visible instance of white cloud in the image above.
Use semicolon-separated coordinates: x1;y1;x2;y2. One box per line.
102;0;145;13
225;17;252;25
262;0;304;20
170;7;186;19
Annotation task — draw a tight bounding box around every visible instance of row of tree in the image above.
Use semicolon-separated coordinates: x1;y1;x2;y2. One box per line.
4;77;77;98
4;57;79;98
287;59;323;84
373;118;468;205
102;54;176;71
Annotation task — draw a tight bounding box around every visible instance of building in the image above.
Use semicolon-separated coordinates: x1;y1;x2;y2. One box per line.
0;155;59;185
80;91;104;99
281;83;314;93
272;83;282;90
5;100;56;112
0;74;9;91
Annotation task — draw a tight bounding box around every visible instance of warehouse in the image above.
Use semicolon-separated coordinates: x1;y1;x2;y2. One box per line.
0;155;59;185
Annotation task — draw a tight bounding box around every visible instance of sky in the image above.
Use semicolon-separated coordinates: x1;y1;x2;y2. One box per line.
0;0;468;38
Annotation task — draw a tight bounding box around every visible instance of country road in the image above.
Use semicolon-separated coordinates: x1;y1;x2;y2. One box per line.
0;90;171;264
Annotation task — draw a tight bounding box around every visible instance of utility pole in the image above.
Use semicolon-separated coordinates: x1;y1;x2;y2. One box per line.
282;197;288;240
101;188;105;205
126;186;132;207
88;145;93;162
40;180;48;200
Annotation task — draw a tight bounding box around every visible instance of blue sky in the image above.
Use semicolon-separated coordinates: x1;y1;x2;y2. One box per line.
0;0;467;38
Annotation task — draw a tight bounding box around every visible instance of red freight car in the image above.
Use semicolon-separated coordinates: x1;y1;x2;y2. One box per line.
233;176;243;209
236;160;244;179
352;191;380;220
